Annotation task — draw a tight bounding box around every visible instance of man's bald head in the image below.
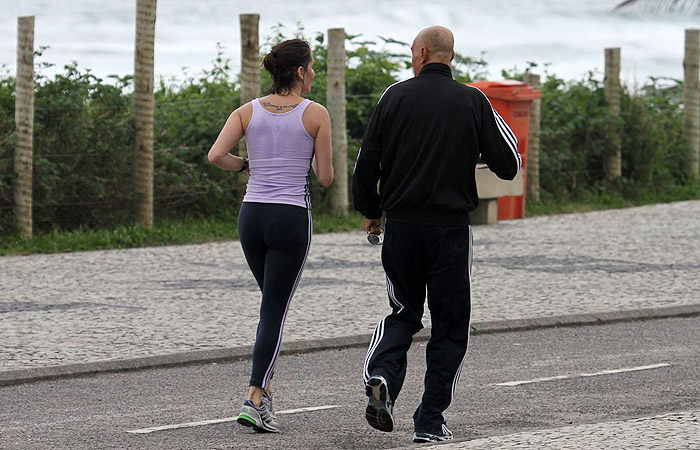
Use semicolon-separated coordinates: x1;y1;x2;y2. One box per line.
411;26;455;76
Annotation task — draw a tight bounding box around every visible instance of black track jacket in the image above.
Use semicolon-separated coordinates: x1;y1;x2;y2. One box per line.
352;63;521;226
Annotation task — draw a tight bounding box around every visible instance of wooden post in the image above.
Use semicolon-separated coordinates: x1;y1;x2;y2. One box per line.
523;73;541;203
239;14;260;106
684;29;700;181
604;47;622;187
237;14;260;207
133;0;157;228
327;28;348;216
14;16;35;239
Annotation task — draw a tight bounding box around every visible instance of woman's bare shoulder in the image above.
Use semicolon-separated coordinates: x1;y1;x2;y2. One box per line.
305;101;330;119
229;101;254;123
234;101;254;115
306;101;328;112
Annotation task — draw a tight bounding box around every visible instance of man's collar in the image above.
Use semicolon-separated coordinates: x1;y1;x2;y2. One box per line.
418;63;453;78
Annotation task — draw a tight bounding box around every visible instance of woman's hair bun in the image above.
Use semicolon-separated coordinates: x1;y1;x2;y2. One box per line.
260;39;312;95
262;51;278;75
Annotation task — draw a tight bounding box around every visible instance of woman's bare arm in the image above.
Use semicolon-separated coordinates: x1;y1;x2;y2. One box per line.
309;104;333;188
207;105;250;171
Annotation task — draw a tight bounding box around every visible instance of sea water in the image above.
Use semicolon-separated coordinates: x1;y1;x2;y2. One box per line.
1;0;698;84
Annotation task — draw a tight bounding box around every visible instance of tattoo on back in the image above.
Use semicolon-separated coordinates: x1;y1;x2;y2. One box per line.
262;101;300;112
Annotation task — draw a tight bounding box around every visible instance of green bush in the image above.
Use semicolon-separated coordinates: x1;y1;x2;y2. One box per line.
153;47;240;218
0;68;15;235
539;74;612;199
537;73;689;202
1;63;135;234
0;33;698;239
620;80;686;193
32;64;134;230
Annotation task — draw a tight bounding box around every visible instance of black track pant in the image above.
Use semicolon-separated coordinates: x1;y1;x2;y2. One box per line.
363;218;472;435
238;202;312;389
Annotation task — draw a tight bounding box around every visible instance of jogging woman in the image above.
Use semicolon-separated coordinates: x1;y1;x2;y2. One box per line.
208;38;333;433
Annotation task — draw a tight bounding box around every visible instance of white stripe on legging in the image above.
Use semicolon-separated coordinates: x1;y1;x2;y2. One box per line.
386;276;405;314
451;226;473;400
363;318;385;383
262;208;313;388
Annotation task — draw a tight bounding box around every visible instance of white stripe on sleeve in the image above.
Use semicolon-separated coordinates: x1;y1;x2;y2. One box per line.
471;86;522;173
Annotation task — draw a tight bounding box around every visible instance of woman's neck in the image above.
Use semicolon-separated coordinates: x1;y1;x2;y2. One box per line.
275;86;304;98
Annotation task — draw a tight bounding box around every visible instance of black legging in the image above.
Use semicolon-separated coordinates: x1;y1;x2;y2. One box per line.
237;202;312;388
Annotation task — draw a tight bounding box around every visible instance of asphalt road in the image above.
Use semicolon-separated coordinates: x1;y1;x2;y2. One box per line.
2;316;699;449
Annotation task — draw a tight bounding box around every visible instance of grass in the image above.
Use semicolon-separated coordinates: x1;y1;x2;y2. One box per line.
526;183;700;216
1;184;698;256
0;212;365;256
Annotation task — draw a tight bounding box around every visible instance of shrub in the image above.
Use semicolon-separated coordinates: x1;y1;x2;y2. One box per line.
0;33;697;238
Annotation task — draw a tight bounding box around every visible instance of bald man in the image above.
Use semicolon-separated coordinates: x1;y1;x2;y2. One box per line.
353;26;521;443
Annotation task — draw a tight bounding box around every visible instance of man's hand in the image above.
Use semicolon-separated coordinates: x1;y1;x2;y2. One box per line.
364;218;382;236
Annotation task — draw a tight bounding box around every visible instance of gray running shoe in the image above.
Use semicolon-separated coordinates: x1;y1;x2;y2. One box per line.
365;375;394;432
413;423;453;443
236;399;280;433
262;392;277;422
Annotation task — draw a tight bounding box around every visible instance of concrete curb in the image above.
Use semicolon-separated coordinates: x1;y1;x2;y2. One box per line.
3;303;700;387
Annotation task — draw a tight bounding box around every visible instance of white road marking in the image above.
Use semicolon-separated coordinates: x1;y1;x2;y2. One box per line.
578;363;671;377
494;363;672;387
497;375;570;386
126;404;340;434
276;405;339;415
127;418;235;434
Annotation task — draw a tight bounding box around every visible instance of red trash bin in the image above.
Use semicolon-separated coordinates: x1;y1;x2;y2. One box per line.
468;80;540;220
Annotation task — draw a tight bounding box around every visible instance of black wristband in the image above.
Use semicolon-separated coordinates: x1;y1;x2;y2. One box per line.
237;157;249;173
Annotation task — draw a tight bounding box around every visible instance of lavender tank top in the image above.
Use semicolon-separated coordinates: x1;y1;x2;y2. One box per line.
242;98;315;209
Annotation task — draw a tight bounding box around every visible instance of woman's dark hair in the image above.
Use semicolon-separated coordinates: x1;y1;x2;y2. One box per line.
262;39;312;95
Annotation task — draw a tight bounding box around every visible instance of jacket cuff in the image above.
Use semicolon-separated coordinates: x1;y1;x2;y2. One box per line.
362;208;383;220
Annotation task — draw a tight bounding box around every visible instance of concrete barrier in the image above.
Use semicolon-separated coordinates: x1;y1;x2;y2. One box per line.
471;169;524;225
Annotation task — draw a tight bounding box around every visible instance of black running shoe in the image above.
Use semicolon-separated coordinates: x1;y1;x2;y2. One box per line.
413;423;453;443
365;375;394;432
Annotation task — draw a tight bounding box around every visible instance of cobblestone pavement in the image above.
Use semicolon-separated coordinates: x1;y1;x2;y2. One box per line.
1;201;699;371
388;410;700;449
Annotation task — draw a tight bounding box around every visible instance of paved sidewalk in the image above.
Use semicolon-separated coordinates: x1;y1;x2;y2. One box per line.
2;201;699;377
388;410;700;449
